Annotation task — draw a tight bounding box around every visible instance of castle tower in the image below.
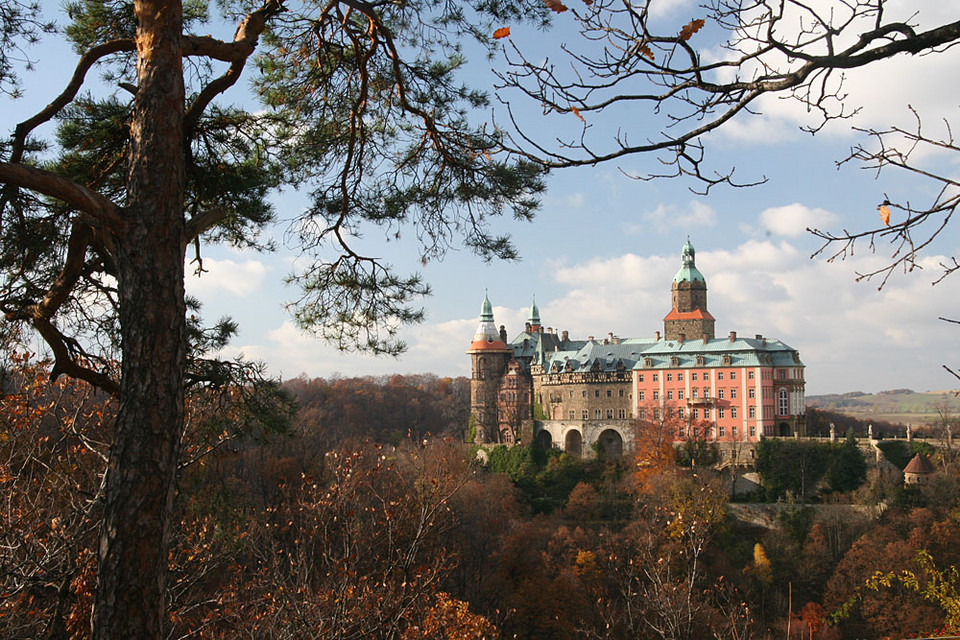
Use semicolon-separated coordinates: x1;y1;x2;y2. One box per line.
467;292;511;443
664;238;715;341
528;297;541;333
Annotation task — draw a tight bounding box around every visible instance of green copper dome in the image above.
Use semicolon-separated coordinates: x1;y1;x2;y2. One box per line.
480;291;494;322
528;297;540;325
673;238;705;284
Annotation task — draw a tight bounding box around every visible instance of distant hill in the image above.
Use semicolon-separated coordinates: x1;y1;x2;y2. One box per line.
806;388;960;426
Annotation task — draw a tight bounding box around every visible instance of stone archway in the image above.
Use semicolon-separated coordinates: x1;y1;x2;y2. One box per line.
597;428;624;458
778;422;792;437
535;429;553;449
565;429;583;457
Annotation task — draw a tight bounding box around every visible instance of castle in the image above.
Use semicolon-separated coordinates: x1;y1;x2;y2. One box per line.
468;240;806;457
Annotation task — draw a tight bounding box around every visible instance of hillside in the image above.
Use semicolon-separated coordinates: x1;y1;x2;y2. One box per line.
807;388;960;425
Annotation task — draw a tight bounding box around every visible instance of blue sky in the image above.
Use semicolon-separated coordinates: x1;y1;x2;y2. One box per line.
6;0;960;396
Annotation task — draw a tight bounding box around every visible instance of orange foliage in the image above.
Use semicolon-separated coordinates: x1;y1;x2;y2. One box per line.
544;0;568;13
493;26;510;39
679;18;706;41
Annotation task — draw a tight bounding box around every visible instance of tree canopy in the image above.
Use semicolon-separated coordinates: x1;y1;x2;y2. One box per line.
0;0;547;637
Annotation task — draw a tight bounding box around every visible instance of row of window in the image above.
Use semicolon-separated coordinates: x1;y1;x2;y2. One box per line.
638;370;758;383
678;425;758;439
637;404;767;420
569;409;629;420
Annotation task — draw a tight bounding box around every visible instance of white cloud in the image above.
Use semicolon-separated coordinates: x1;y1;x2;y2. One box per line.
184;258;268;299
758;203;841;237
638;201;717;233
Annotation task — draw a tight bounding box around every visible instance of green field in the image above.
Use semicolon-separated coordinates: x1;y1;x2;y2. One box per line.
807;388;960;426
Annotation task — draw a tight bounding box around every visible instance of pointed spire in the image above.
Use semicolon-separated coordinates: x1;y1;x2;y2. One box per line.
480;289;494;322
469;290;508;350
674;237;705;283
528;295;540;327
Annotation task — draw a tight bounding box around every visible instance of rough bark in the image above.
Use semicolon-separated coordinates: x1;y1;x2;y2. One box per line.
91;0;186;637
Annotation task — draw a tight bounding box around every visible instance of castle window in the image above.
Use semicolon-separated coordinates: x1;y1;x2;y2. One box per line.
677;373;683;381
778;388;789;416
692;388;698;399
718;407;725;418
645;358;654;367
703;387;710;397
731;407;738;418
653;408;660;419
692;409;699;419
778;369;787;380
678;390;684;400
730;372;736;380
719;426;725;437
717;389;724;399
732;426;737;438
692;373;698;381
619;389;624;397
582;390;587;398
749;406;756;418
619;409;626;419
639;391;645;401
653;391;659;400
717;372;723;380
582;410;588;420
639;408;646;419
748;371;755;380
569;390;574;398
595;409;602;419
667;391;673;400
748;388;755;399
696;355;705;366
606;389;612;397
595;390;600;398
666;373;673;381
731;389;737;399
671;357;680;366
749;426;755;437
678;408;684;419
569;410;575;419
638;374;645;382
721;355;732;366
606;409;613;419
704;408;710;419
652;374;658;382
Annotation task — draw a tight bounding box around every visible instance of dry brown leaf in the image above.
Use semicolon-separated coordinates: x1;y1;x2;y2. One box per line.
493;26;511;39
679;18;705;41
638;44;654;60
878;204;891;226
545;0;569;13
571;106;584;122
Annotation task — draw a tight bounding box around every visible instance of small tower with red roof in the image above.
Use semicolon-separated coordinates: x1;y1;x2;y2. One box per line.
467;292;512;443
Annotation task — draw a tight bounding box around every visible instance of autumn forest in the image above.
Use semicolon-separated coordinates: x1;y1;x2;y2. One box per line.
3;354;960;639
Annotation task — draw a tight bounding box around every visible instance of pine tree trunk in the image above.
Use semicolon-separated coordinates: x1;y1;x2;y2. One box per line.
92;1;186;638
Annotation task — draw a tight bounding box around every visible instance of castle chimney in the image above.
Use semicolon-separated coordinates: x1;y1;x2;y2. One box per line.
678;333;685;343
588;335;595;342
525;322;531;332
755;334;762;340
729;331;736;342
702;333;709;344
561;330;569;342
655;330;661;341
499;325;507;343
761;337;767;348
608;332;614;343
